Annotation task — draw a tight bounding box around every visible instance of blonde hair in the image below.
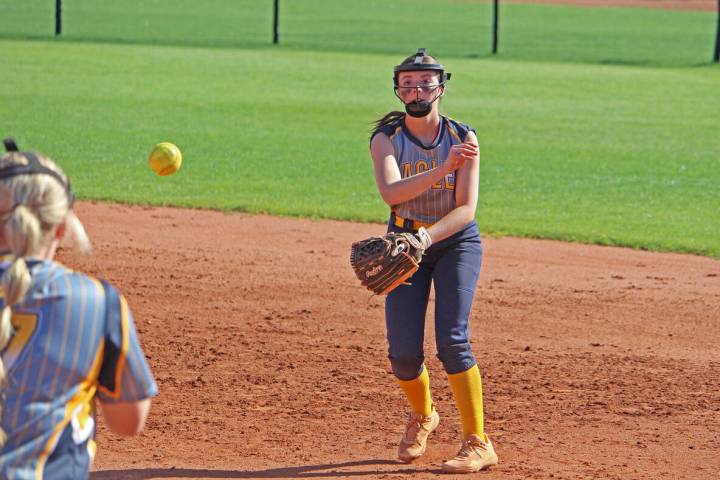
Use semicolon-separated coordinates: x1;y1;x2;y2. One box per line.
0;151;90;445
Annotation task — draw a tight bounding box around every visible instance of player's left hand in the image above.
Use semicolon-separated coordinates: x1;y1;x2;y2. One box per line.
350;232;425;295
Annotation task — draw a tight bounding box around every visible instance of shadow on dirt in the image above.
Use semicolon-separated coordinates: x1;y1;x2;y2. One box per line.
90;459;438;478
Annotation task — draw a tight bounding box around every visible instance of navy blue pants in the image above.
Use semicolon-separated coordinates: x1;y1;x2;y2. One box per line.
385;220;483;381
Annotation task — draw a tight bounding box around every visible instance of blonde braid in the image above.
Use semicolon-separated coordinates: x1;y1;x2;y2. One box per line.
0;300;12;445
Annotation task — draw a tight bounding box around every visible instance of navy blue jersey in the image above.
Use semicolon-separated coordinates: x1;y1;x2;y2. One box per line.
0;257;157;479
372;116;475;224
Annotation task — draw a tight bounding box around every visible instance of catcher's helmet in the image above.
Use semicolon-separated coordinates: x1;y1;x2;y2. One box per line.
393;48;451;87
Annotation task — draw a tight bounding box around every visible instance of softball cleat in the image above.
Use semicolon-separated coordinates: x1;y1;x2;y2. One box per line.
441;433;498;473
397;408;440;463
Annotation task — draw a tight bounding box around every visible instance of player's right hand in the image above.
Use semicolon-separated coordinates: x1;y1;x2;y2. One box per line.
444;141;478;172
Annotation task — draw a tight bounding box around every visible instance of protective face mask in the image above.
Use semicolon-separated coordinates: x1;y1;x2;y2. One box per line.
398;85;443;118
404;100;432;118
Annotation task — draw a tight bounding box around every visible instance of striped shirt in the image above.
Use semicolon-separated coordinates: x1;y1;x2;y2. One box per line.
372;115;475;224
0;258;157;479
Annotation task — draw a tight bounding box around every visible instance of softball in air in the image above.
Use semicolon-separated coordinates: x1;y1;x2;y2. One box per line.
148;142;182;176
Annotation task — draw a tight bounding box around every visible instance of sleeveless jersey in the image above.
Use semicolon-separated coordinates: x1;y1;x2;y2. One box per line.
0;257;158;480
372;116;475;224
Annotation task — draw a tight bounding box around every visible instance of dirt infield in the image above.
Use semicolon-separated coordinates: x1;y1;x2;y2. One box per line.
55;202;720;479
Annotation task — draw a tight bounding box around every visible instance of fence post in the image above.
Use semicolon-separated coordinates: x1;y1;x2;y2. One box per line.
55;0;62;35
714;0;719;62
273;0;279;44
492;0;499;54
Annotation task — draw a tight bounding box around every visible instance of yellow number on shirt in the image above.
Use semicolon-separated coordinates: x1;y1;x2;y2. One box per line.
2;312;39;370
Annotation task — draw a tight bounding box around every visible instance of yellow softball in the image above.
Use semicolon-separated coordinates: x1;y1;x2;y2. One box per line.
148;142;182;176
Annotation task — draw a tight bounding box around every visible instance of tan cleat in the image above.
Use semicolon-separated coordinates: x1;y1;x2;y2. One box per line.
441;433;498;473
397;408;440;463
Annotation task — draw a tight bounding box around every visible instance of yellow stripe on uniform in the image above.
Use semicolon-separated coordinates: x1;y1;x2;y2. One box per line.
96;294;130;400
35;340;105;479
445;122;463;143
388;125;402;141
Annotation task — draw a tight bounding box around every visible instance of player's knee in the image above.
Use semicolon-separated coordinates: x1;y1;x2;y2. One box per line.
436;342;476;375
389;352;425;381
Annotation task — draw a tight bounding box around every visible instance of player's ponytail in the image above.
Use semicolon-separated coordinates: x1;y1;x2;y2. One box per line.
0;286;11;445
371;111;406;137
2;204;42;309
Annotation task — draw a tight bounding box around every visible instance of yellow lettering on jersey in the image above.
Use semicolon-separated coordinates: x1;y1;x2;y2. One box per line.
416;161;429;174
444;174;455;190
402;163;412;178
3;312;38;370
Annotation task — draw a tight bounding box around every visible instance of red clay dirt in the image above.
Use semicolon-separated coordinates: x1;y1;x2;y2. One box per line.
53;202;720;480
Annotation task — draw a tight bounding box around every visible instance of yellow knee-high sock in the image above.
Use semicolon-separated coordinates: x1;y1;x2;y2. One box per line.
447;364;485;438
396;366;433;416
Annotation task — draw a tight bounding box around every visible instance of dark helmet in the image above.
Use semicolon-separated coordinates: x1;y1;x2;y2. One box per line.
1;138;75;207
393;48;451;87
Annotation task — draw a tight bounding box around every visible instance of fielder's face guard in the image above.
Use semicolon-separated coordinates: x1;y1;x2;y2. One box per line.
1;137;75;207
395;83;443;96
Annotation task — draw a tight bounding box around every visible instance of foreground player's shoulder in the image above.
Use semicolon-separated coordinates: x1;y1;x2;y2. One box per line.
444;116;477;143
370;117;404;144
35;260;102;297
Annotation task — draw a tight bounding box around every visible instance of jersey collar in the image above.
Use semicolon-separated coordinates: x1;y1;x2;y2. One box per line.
401;116;446;151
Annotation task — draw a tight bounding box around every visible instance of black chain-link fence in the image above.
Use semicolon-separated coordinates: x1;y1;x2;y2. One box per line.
1;0;717;65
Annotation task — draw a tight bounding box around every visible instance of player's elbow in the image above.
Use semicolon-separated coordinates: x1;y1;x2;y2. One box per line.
377;187;400;207
109;422;145;437
456;203;477;225
100;398;152;436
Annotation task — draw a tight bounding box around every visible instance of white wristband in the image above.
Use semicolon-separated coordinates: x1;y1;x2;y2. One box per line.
416;227;433;250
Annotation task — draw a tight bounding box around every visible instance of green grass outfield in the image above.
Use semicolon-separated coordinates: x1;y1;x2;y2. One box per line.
2;38;718;257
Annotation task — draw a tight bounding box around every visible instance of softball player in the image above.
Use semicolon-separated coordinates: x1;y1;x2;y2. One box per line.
370;49;497;473
0;141;158;479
